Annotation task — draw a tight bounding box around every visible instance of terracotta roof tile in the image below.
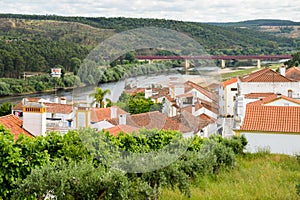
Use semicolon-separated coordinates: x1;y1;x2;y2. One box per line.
90;106;128;123
240;67;293;82
248;94;300;106
184;81;213;99
240;105;300;133
151;87;169;99
175;111;212;133
109;111;190;133
13;101;73;114
0;114;33;140
221;77;237;87
286;66;300;81
244;93;275;99
44;103;73;114
104;124;140;136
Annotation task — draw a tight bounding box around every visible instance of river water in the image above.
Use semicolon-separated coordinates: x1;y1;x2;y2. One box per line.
0;73;218;105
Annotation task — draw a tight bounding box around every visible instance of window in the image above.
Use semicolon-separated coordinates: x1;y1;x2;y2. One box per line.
231;88;237;91
233;96;236;101
288;89;292;98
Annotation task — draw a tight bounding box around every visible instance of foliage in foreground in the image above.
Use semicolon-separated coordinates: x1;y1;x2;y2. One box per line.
0;126;247;199
161;152;300;199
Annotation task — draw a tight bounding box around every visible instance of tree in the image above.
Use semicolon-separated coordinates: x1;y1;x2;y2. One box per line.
89;87;111;108
128;97;154;114
0;102;12;116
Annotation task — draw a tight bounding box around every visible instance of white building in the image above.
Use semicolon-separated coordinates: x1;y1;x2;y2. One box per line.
235;94;300;155
234;67;300;128
219;78;238;117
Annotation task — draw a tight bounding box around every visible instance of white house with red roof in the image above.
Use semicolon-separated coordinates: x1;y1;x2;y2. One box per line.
13;97;75;133
234;68;300;128
235;94;300;155
219;77;238;117
238;67;300;99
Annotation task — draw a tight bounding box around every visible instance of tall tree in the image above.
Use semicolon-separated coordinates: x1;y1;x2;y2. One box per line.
89;87;111;108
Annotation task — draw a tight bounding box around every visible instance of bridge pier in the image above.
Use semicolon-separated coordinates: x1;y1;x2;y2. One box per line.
257;59;261;68
185;59;190;70
221;59;226;68
185;59;190;75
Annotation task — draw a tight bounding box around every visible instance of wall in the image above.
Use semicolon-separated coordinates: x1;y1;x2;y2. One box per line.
240;82;300;99
239;132;300;155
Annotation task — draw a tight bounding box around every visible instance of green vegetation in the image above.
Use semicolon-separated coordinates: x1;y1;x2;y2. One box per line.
221;64;281;80
116;91;163;114
89;87;111;108
210;19;300;27
0;73;81;96
161;153;300;199
0;124;248;199
0;102;12;116
1;14;300;95
285;51;300;68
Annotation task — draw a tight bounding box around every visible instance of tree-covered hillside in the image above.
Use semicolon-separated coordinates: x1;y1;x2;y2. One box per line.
0;14;299;79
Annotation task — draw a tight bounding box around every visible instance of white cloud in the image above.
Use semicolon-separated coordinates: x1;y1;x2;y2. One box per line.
0;0;299;22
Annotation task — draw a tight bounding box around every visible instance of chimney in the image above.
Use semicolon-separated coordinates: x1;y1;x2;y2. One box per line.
110;107;117;119
54;96;59;103
280;66;286;76
60;97;67;104
145;88;152;99
174;83;185;97
22;102;46;136
119;114;126;125
192;104;196;115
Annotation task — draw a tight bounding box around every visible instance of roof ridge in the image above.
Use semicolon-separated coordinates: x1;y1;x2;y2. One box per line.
240;68;270;81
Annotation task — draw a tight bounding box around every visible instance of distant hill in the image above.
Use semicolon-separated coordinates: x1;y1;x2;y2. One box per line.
208;19;300;27
0;14;299;54
208;19;300;39
0;14;299;78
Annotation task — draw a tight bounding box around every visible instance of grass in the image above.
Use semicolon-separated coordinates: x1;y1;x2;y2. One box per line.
221;64;281;80
161;153;300;200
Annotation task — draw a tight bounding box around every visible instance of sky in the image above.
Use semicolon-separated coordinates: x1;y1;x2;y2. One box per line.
0;0;299;23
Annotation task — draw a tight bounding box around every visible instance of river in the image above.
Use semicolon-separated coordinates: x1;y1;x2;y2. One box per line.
0;73;216;105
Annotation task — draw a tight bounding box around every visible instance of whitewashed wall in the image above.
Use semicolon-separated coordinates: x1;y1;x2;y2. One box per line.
241;132;300;155
240;82;300;99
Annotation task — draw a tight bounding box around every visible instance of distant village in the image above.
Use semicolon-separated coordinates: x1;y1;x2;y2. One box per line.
1;66;300;155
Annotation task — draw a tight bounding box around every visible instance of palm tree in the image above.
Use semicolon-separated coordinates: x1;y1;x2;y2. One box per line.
89;87;111;108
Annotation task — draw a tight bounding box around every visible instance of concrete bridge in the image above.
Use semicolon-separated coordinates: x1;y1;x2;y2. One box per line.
135;55;292;69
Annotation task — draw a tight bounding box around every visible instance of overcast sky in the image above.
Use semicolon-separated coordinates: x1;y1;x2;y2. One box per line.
0;0;299;22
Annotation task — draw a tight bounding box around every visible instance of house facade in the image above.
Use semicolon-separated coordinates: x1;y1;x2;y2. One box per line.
234;94;300;155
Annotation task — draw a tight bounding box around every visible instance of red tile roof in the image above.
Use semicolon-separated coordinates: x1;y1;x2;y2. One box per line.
286;66;300;81
175;111;212;133
184;81;214;100
240;105;300;133
13;101;73;114
221;77;237;87
125;88;145;96
244;93;275;99
151;87;169;99
176;92;193;98
181;98;219;115
240;68;293;82
0;114;33;140
44;103;73;114
104;124;140;136
248;94;300;106
113;111;191;133
91;106;128;123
